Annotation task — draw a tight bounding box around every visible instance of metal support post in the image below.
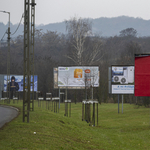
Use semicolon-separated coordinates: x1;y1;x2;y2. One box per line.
64;101;66;116
97;103;98;126
118;94;119;114
56;100;57;113
59;88;60;108
82;102;84;121
69;102;71;117
89;103;91;125
93;103;95;126
122;95;123;114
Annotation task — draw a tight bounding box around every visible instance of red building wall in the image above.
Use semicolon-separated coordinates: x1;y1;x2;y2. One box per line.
135;55;150;96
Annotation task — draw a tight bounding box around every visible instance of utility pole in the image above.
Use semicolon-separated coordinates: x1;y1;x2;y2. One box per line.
23;0;36;123
0;11;11;103
7;12;10;104
23;0;30;123
30;0;36;111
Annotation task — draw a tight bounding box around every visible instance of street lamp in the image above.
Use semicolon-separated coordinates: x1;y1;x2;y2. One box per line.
0;10;11;103
0;11;10;27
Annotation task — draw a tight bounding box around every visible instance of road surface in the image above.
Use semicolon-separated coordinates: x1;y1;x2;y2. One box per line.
0;105;18;128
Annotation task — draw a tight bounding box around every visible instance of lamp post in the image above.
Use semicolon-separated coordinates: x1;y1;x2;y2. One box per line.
0;11;11;103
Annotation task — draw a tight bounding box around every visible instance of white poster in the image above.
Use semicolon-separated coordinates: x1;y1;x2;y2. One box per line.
58;66;99;87
111;66;134;94
112;85;134;94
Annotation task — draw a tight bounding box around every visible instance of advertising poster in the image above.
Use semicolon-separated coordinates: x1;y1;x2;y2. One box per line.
58;66;99;88
111;66;134;94
54;68;86;89
4;75;38;92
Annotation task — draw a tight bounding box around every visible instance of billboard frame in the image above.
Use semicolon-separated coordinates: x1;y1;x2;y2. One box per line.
54;65;100;89
111;65;134;95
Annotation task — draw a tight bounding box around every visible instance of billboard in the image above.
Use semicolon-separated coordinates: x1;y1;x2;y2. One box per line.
4;75;38;92
111;66;134;94
54;67;85;89
58;66;99;88
135;54;150;96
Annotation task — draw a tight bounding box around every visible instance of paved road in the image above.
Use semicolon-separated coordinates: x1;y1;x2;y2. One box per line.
0;105;18;128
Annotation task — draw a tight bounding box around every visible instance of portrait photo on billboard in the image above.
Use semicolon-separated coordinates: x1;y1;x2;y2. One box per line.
4;75;38;92
111;66;134;94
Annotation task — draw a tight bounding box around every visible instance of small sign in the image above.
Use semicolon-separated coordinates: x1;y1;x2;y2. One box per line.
65;100;71;103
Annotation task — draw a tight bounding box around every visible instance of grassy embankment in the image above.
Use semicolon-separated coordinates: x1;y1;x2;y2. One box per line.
0;100;150;150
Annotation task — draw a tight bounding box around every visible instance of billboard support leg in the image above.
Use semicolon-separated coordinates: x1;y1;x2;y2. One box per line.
122;95;123;114
65;88;67;100
59;88;60;109
92;87;93;99
118;94;119;114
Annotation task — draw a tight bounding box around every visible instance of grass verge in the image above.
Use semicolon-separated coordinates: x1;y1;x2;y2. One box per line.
0;100;150;150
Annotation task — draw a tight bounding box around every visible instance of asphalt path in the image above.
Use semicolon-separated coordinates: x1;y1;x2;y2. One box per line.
0;105;18;128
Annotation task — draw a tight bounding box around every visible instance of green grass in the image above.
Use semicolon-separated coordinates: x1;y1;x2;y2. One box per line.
0;100;150;150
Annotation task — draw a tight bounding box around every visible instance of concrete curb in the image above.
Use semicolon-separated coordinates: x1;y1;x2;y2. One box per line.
0;105;19;112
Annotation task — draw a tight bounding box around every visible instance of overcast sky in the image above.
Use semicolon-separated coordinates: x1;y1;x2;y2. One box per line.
0;0;150;25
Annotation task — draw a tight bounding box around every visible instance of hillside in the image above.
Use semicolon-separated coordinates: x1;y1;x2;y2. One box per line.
0;16;150;40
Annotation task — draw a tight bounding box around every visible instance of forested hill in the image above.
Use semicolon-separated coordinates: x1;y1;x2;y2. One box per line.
1;16;150;39
92;16;150;37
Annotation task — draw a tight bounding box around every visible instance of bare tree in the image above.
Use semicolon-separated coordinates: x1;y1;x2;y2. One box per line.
65;17;103;65
63;72;71;100
80;67;99;99
83;36;104;65
65;17;92;65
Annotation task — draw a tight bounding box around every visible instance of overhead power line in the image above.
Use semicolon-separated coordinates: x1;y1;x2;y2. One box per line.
1;30;7;41
1;13;24;40
11;13;24;36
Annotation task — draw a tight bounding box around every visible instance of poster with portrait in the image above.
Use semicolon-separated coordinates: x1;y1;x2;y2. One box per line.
4;75;38;91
